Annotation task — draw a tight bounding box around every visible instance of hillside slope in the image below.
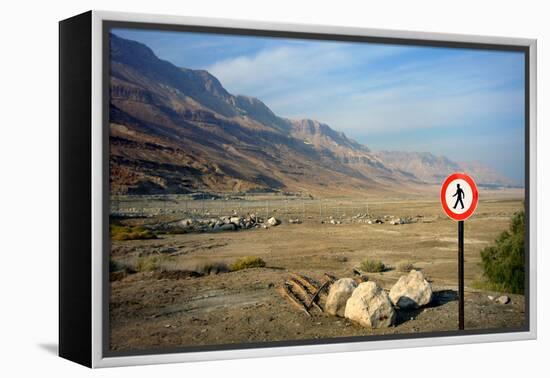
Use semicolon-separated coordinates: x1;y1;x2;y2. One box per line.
375;151;514;187
109;33;513;196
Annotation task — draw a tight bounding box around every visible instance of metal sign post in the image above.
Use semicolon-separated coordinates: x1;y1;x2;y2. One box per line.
440;173;478;331
458;220;464;330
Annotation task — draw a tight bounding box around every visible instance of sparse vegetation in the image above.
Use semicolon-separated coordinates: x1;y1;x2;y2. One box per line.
396;260;415;272
470;279;509;293
195;262;230;275
479;209;525;294
230;256;266;271
110;224;157;241
359;258;386;273
109;259;130;272
135;255;172;272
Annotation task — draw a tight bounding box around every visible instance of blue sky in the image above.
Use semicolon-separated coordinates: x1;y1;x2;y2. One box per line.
112;28;526;185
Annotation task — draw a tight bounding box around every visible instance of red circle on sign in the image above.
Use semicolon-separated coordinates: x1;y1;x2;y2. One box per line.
440;173;479;221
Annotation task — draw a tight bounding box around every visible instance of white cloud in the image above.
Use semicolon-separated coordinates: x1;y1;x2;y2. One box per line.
207;42;403;99
207;44;523;136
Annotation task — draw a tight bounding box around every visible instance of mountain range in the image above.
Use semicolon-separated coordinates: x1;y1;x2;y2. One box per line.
108;33;514;196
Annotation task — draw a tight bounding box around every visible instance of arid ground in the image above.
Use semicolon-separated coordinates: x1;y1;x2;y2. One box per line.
109;189;525;353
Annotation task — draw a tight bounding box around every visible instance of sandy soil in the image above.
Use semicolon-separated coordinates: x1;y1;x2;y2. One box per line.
109;194;525;353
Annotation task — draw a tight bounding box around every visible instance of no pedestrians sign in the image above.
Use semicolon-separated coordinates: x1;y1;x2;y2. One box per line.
440;172;478;331
440;172;479;221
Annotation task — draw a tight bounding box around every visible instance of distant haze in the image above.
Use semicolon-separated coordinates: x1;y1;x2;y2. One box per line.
112;28;526;185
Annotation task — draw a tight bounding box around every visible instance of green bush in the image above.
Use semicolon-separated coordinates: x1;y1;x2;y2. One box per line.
110;224;157;241
359;259;386;273
480;210;525;294
230;256;266;271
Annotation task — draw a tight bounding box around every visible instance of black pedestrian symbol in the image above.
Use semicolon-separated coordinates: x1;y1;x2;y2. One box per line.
452;183;465;210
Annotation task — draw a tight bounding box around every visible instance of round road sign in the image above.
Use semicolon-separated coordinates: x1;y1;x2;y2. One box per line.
440;173;478;221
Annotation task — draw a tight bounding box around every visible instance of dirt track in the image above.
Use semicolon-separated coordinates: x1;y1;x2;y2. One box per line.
109;195;525;352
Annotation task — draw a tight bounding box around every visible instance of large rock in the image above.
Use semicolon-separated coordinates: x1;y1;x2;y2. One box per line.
344;282;396;328
326;278;357;317
389;270;432;309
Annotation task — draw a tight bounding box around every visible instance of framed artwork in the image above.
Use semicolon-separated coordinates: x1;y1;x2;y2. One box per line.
59;10;537;368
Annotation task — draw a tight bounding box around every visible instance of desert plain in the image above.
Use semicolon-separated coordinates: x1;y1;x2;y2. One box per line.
108;188;525;353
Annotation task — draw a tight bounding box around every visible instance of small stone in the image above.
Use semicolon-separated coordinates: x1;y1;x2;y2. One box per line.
267;217;280;227
496;295;510;305
230;216;242;224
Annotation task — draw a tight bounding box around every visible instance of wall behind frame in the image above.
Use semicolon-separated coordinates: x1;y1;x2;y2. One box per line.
59;11;92;368
0;0;544;377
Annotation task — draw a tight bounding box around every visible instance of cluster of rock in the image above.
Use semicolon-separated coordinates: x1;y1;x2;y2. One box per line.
349;213;419;225
325;270;433;328
388;217;414;225
111;207;164;218
147;215;281;233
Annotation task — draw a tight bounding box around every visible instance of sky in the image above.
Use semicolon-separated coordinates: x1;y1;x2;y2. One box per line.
112;28;526;185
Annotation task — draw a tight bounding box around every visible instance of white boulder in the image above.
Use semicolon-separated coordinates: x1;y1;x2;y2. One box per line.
267;217;280;227
230;216;242;224
345;282;395;328
389;270;432;309
325;278;357;317
496;295;510;305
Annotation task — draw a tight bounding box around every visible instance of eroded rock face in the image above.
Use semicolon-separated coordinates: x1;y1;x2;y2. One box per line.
344;281;396;328
325;278;357;317
389;270;432;309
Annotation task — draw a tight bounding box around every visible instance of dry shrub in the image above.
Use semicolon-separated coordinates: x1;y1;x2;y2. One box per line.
230;256;266;271
135;255;172;272
110;224;157;241
359;258;386;273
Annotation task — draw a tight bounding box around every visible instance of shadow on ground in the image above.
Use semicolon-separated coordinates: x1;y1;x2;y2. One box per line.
395;289;458;326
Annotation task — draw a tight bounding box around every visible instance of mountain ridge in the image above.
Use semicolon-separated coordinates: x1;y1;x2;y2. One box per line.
375;150;515;187
108;33;514;196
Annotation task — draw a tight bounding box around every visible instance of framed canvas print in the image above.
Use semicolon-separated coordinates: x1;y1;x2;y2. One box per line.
59;10;537;368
